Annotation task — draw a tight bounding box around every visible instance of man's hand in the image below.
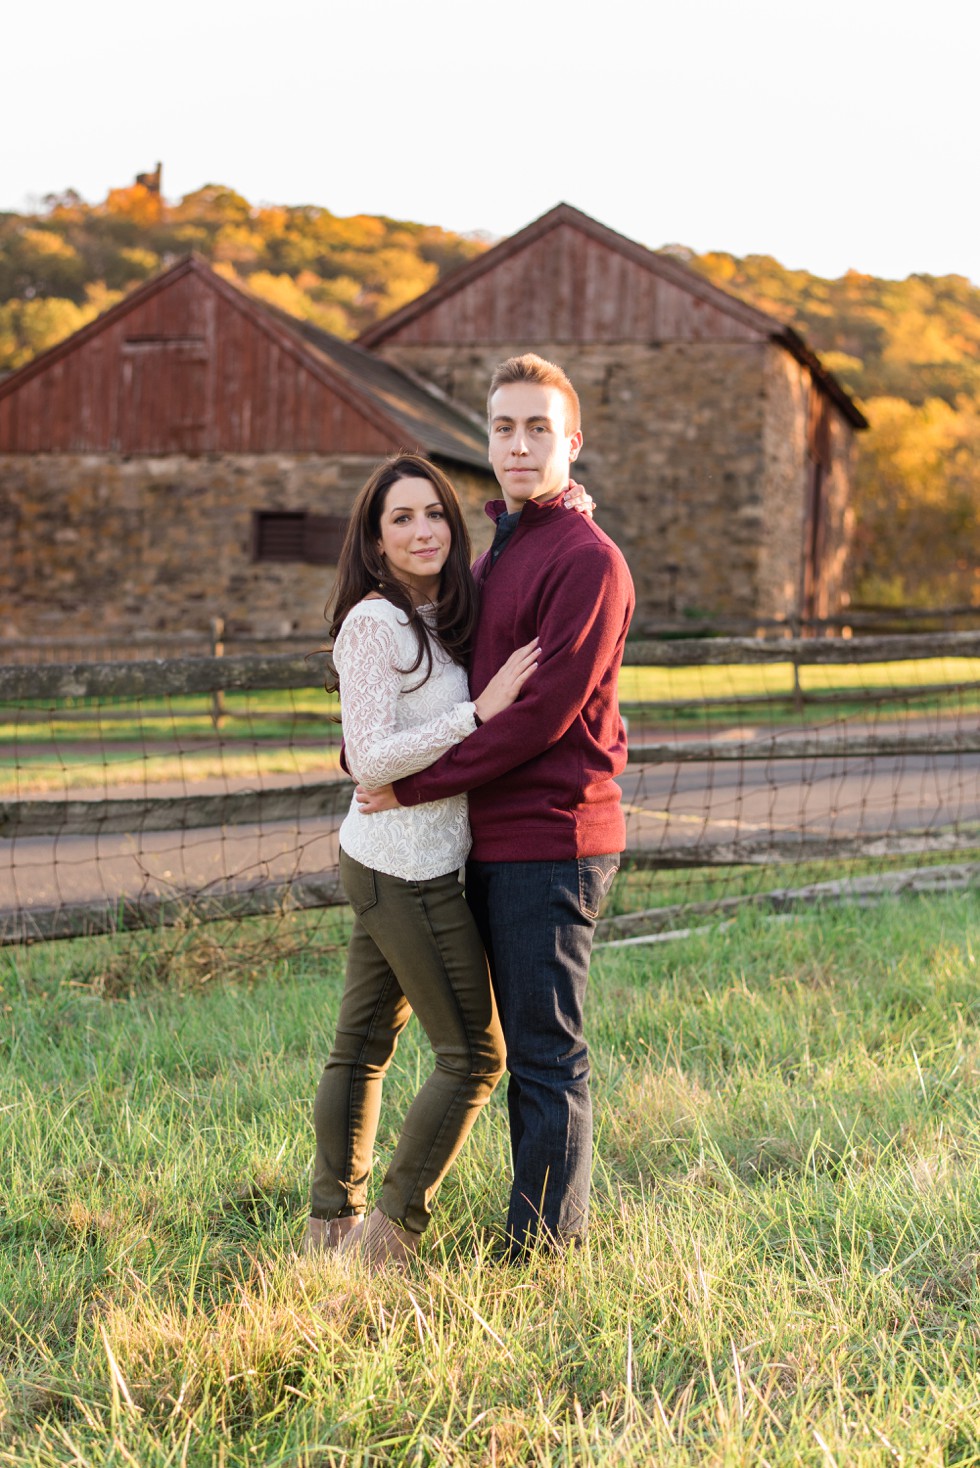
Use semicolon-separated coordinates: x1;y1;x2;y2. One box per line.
355;783;401;813
473;638;539;723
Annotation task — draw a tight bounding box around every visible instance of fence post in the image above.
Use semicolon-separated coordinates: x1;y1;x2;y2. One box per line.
209;616;226;728
790;616;804;714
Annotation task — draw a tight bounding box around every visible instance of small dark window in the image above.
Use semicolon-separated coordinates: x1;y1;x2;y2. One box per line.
254;512;306;561
253;511;348;565
305;514;349;566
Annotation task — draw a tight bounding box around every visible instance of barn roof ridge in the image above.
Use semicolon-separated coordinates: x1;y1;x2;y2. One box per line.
0;254;492;467
356;202;867;429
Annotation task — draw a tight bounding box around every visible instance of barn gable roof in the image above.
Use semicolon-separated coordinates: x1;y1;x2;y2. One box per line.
359;203;867;429
0;256;491;465
262;304;490;467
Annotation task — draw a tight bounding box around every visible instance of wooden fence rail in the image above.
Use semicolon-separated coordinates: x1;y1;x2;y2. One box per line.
2;601;978;661
5;830;979;948
3;631;980;704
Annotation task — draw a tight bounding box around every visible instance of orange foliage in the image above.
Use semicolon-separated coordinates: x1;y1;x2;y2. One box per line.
104;184;164;226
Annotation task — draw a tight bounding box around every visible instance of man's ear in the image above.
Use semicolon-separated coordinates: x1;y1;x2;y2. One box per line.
569;430;584;462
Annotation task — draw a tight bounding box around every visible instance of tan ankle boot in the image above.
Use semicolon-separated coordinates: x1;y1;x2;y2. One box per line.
357;1207;421;1274
302;1214;361;1256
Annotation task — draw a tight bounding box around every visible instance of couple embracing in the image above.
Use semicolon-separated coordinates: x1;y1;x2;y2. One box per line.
304;353;634;1270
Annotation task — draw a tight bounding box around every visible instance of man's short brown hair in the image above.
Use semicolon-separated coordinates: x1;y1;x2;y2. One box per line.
487;353;582;435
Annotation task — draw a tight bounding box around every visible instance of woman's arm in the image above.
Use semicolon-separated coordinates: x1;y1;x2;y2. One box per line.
388;543;633;806
338;613;537;788
337;614;474;788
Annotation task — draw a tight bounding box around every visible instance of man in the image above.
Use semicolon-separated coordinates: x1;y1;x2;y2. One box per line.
357;354;634;1258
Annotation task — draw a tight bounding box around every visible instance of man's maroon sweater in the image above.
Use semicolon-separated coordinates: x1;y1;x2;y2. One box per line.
392;496;635;861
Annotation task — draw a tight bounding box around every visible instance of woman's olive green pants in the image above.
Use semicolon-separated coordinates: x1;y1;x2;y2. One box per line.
310;851;505;1236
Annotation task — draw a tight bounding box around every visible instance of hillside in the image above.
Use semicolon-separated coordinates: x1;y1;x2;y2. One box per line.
2;181;977;607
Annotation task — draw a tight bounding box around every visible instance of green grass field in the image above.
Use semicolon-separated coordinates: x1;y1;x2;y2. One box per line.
619;656;980;726
3;895;980;1464
0;690;342;795
618;654;980;700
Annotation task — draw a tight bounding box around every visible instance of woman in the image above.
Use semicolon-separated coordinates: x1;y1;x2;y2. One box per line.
304;453;540;1272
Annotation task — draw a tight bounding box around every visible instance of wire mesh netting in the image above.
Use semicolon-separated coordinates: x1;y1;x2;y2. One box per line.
1;634;979;948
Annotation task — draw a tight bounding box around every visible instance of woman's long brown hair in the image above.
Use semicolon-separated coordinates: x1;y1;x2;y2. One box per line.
325;454;477;691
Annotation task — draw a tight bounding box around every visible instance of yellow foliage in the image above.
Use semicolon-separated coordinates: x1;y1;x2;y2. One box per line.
117;247;159;279
305;301;350;337
104;184;163;226
213;224;265;266
169;225;210;251
211;261;243;287
863;396;964;500
242;271;351;337
853;395;980;604
17;227;79;261
880;305;964;367
378;273;437;315
173;185;252;223
0;297;88;368
310;274;361;306
328;214;387;249
245;270;315;317
83;282;124;317
366;248;438;313
698;252;737;282
0;186;479;367
255;207;289;236
820;350;864;377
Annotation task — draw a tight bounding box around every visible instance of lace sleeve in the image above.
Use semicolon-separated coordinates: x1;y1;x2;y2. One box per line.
335;612;476;787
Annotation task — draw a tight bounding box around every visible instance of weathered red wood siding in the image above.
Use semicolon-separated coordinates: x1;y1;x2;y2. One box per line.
0;270;395;455
375;227;769;346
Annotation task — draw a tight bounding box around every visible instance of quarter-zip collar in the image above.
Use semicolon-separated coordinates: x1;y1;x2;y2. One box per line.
480;494;567;585
484;492;566;528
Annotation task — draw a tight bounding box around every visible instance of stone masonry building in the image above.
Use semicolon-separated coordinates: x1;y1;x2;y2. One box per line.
0;205;866;641
362;205;867;632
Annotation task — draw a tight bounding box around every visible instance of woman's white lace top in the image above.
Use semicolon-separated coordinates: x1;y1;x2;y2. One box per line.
335;597;476;880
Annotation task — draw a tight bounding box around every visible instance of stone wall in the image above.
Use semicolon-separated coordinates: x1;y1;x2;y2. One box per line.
1;341;857;641
813;411;856;620
379;338;856;629
0;453;495;639
378;340;790;630
758;350;810;619
757;353;857;623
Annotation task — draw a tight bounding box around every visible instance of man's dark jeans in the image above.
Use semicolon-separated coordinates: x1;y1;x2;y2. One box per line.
465;854;620;1257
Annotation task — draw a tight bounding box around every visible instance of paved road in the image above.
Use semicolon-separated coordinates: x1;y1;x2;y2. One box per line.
3;749;978;917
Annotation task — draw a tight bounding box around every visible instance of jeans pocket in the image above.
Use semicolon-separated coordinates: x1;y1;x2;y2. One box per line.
341;853;378;915
576;854;621;922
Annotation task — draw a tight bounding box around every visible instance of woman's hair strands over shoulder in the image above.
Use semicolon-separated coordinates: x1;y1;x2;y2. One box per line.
325;453;477;692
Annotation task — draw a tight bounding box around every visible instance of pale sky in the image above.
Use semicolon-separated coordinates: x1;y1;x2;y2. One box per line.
3;0;976;285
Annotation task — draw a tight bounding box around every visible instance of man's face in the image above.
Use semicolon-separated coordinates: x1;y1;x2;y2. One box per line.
488;382;583;514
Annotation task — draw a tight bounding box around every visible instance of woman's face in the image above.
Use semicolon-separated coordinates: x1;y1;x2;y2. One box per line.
376;476;453;602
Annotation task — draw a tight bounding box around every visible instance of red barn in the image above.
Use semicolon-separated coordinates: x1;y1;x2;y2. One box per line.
0;256;491;638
